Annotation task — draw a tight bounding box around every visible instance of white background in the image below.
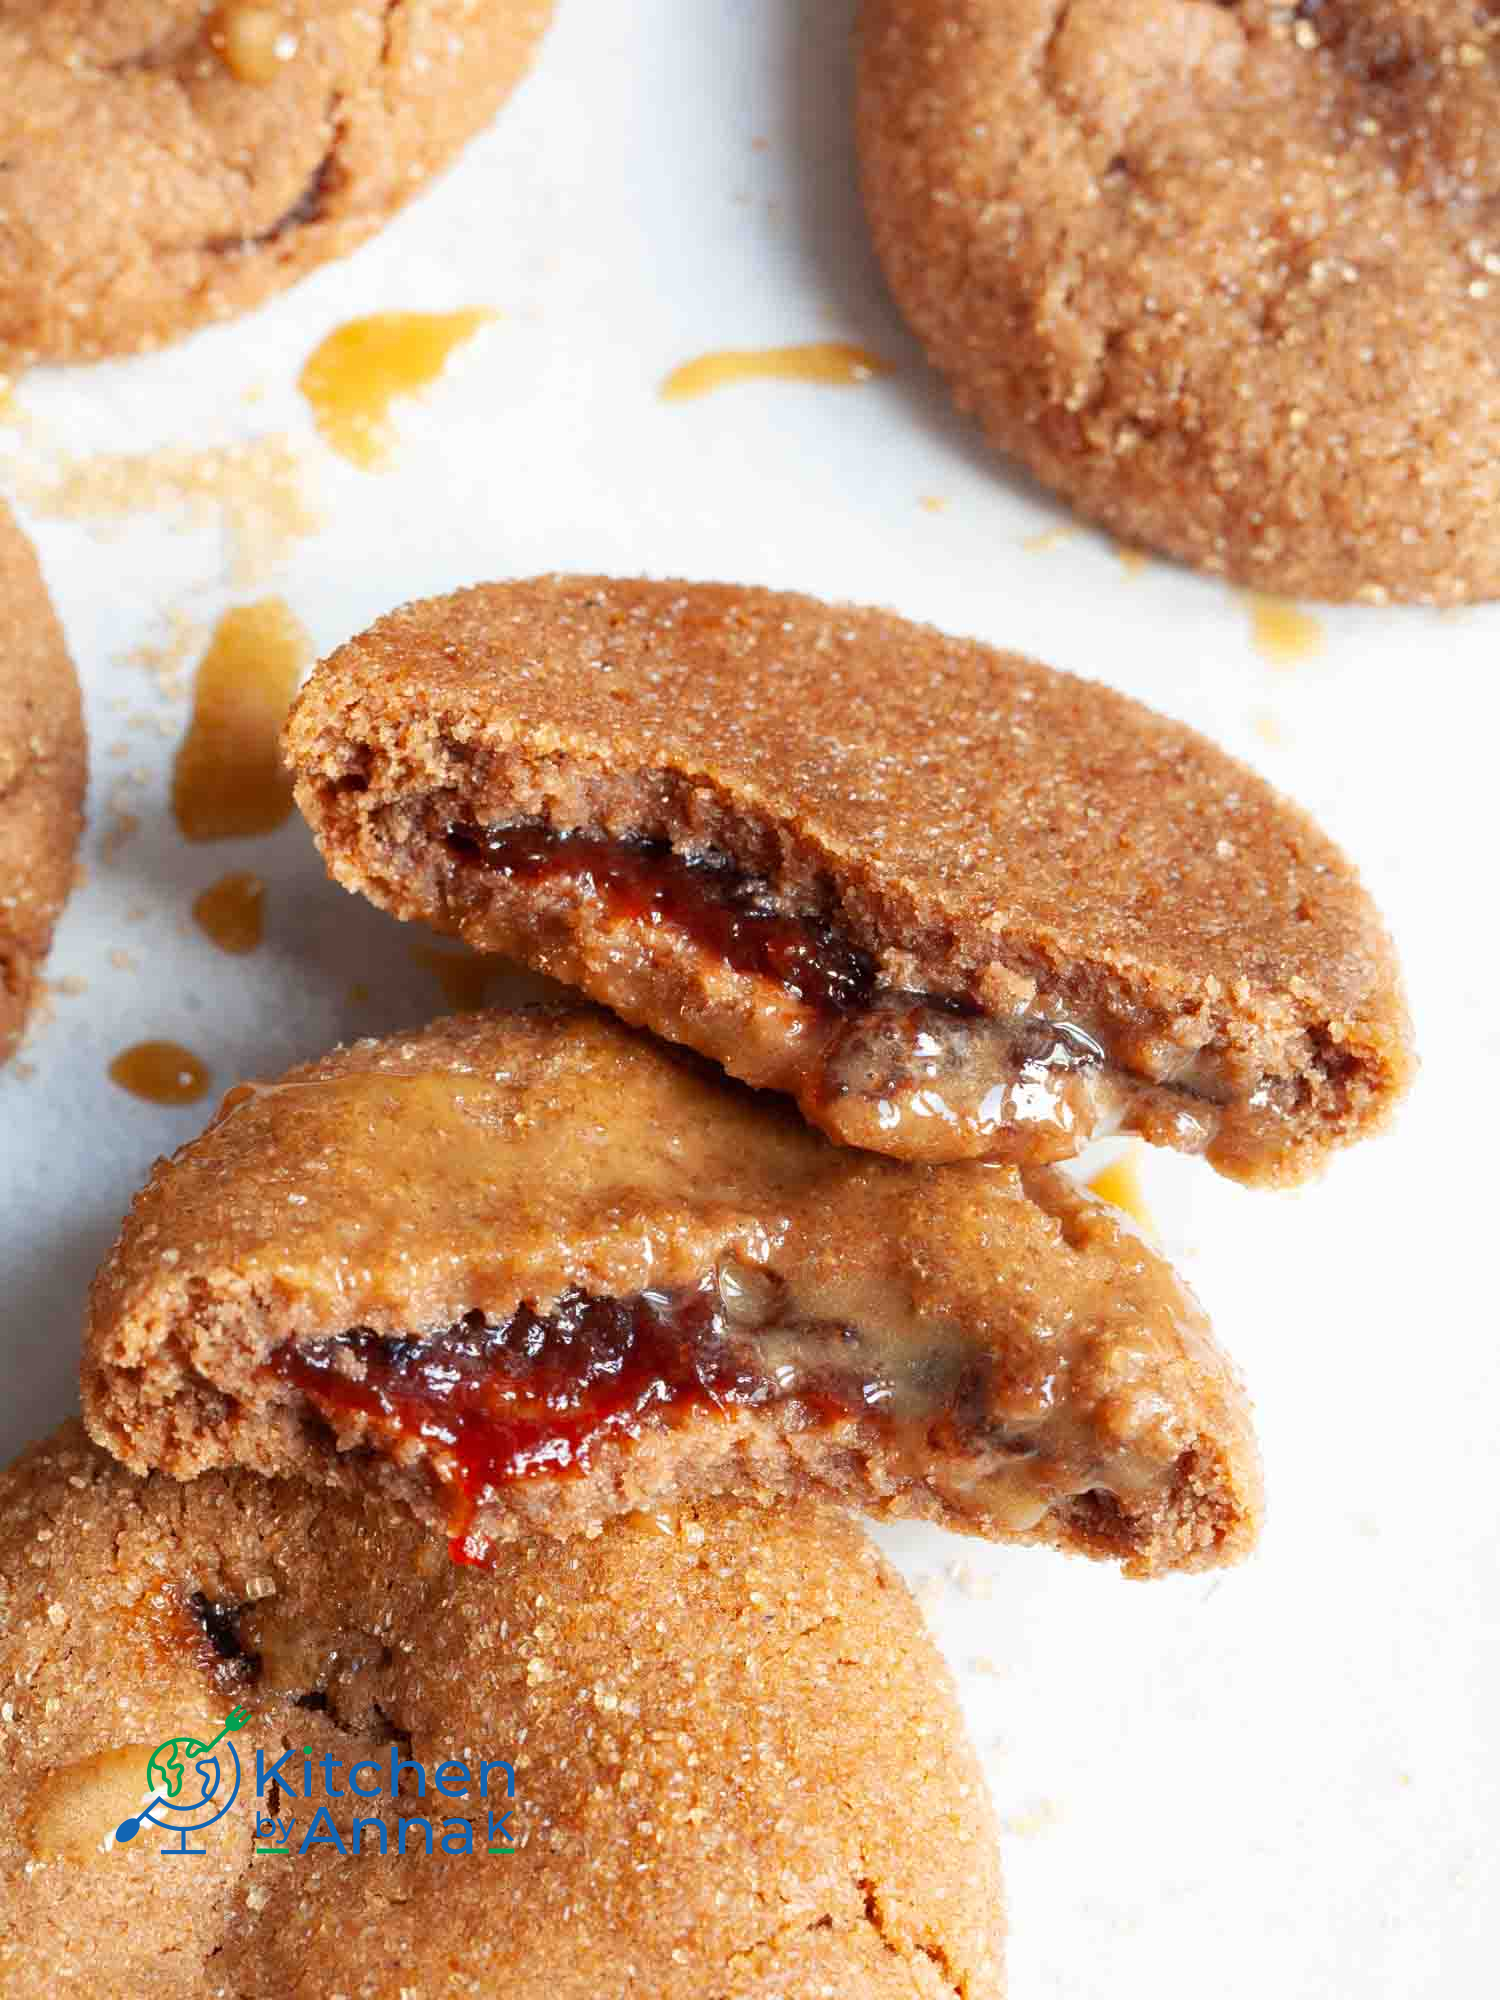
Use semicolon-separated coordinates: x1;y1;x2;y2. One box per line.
2;3;1496;1994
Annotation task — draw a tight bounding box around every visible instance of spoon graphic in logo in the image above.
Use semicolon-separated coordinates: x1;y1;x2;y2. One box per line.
115;1706;249;1855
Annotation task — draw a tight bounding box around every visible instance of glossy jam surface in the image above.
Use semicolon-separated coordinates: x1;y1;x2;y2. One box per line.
299;311;494;468
447;822;877;1016
272;1282;868;1564
446;820;1125;1161
172;602;308;841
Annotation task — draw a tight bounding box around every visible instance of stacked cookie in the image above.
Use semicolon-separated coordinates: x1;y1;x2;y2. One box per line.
3;577;1411;1996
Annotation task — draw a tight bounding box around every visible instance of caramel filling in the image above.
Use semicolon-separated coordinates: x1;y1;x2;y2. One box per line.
269;1267;1173;1566
443;822;1222;1163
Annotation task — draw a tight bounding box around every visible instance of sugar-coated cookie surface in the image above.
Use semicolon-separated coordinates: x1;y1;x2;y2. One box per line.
857;0;1500;603
0;500;85;1064
287;574;1412;1186
83;1005;1262;1578
0;0;552;368
0;1423;1005;2000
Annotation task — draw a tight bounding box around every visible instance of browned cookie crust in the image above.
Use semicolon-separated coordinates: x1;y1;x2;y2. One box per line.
857;0;1500;604
0;501;85;1065
286;575;1411;1186
83;1005;1261;1579
0;1422;1005;2000
0;0;552;370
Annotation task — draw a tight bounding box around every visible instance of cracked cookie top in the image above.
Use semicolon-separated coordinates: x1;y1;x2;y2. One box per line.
0;1421;1005;2000
858;0;1500;602
84;1004;1262;1578
0;0;552;368
286;574;1412;1186
0;500;85;1066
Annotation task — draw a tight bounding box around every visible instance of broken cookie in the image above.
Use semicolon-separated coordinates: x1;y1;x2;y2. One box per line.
0;1421;1005;1999
286;575;1412;1185
84;1006;1261;1579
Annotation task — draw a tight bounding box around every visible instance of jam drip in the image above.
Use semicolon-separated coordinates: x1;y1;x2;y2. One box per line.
444;822;876;1015
271;1284;868;1565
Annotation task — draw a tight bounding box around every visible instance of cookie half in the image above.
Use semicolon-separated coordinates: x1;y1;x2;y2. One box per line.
286;575;1411;1186
0;1422;1005;2000
0;0;552;369
0;501;85;1065
84;1006;1261;1579
857;0;1500;603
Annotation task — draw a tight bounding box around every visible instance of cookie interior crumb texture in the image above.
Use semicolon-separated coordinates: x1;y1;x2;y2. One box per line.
0;1422;1006;2000
856;0;1500;603
0;500;87;1066
83;1005;1262;1579
0;0;553;369
285;574;1413;1187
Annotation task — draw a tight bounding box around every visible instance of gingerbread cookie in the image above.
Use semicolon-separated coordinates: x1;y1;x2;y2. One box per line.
0;0;552;370
84;1005;1261;1578
286;575;1411;1186
0;1421;1005;2000
0;501;85;1066
857;0;1500;603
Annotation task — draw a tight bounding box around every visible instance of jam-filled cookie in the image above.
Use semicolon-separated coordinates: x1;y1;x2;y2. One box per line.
0;1421;1005;2000
857;0;1500;603
84;1005;1261;1577
0;0;552;370
286;575;1411;1186
1;501;85;1066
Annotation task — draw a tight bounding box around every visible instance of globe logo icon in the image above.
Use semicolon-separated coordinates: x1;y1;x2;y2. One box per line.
115;1706;249;1856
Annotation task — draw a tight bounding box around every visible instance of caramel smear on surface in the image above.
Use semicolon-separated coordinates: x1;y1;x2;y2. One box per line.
1086;1147;1156;1238
300;311;495;468
1247;593;1325;667
1022;524;1078;554
193;871;266;954
10;437;318;584
109;1041;211;1106
172;601;310;841
409;944;514;1013
661;343;890;401
215;4;299;84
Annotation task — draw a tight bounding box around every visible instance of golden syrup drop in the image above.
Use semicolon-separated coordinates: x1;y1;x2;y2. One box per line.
300;311;495;467
1247;594;1324;667
410;945;512;1014
918;494;949;514
1087;1148;1156;1238
661;342;890;402
215;5;296;84
193;872;266;954
109;1041;212;1106
171;600;310;842
1115;544;1150;578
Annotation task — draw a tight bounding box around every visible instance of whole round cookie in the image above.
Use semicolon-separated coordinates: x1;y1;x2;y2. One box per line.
857;0;1500;603
0;0;553;370
0;501;85;1065
0;1423;1005;2000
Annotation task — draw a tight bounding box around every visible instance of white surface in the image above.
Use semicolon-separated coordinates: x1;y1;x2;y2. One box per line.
2;3;1497;1993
